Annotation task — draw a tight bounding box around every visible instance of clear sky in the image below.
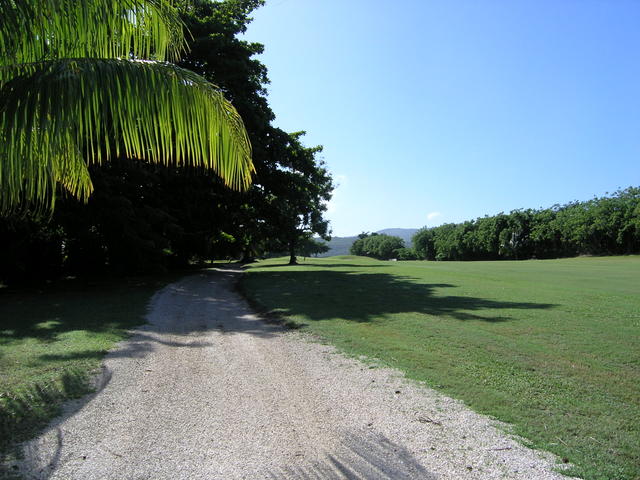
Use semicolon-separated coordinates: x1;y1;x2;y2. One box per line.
241;0;640;237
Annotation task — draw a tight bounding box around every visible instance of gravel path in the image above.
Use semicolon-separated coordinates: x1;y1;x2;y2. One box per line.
16;269;578;479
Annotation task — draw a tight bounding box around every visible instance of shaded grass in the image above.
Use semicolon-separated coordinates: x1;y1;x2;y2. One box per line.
242;255;640;480
0;272;183;458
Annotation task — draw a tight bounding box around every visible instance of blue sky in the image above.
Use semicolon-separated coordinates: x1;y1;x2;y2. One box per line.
241;0;640;237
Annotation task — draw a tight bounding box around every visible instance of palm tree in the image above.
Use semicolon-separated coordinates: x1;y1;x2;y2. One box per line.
0;0;253;213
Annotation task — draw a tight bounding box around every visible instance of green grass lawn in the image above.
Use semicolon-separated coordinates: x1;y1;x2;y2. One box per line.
0;274;181;458
242;255;640;480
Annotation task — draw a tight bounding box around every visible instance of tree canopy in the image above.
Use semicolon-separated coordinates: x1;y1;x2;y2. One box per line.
0;0;334;283
350;233;405;260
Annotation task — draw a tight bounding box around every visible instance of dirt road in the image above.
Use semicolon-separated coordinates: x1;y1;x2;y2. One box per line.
16;269;576;479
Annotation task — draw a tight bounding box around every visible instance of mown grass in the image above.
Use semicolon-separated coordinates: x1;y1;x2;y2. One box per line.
0;273;181;460
242;255;640;480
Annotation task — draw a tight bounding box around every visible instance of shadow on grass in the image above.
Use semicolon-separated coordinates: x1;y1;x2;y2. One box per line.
0;273;184;343
245;269;556;323
0;367;94;469
0;273;182;461
0;365;113;477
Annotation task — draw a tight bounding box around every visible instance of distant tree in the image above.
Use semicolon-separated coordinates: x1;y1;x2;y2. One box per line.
350;234;404;260
395;247;419;261
529;208;562;258
498;210;533;259
350;234;368;256
376;236;404;259
299;237;330;259
412;228;434;260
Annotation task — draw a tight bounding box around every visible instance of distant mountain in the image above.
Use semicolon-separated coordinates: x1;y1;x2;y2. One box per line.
376;228;420;245
316;228;420;257
318;235;357;257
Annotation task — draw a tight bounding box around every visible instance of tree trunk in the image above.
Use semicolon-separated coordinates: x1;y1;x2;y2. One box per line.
288;239;297;265
240;249;255;264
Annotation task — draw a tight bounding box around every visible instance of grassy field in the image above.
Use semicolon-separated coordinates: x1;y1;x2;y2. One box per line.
242;255;640;480
0;273;181;459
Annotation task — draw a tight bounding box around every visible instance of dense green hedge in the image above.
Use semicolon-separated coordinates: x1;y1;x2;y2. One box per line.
350;233;406;260
413;187;640;261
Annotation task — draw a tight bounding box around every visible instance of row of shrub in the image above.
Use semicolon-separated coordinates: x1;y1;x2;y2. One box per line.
351;187;640;261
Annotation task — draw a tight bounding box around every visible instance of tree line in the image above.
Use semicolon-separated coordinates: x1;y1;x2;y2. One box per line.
349;188;639;262
0;0;333;285
413;187;640;261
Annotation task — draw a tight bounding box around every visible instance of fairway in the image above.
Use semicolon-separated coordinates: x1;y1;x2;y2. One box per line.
242;255;640;480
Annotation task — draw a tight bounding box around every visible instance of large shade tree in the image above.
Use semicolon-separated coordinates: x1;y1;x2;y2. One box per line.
0;0;253;213
261;130;333;265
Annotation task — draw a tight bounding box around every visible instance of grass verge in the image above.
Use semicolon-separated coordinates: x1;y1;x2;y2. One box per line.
0;272;184;462
241;255;640;480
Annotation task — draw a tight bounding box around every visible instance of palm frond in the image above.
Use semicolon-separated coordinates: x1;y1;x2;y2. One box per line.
0;58;253;213
0;0;184;70
0;127;93;213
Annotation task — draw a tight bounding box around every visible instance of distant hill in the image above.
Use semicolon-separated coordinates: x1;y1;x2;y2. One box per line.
318;235;357;257
376;228;420;245
317;228;420;257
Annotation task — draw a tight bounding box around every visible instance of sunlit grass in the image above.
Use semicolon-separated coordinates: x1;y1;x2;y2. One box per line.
242;255;640;480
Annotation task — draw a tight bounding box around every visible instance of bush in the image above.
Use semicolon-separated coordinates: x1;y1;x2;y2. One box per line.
350;233;404;260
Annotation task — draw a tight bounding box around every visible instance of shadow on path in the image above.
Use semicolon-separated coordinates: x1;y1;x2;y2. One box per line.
268;430;437;480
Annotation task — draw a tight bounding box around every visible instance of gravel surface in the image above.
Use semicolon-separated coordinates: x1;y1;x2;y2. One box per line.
14;269;579;479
